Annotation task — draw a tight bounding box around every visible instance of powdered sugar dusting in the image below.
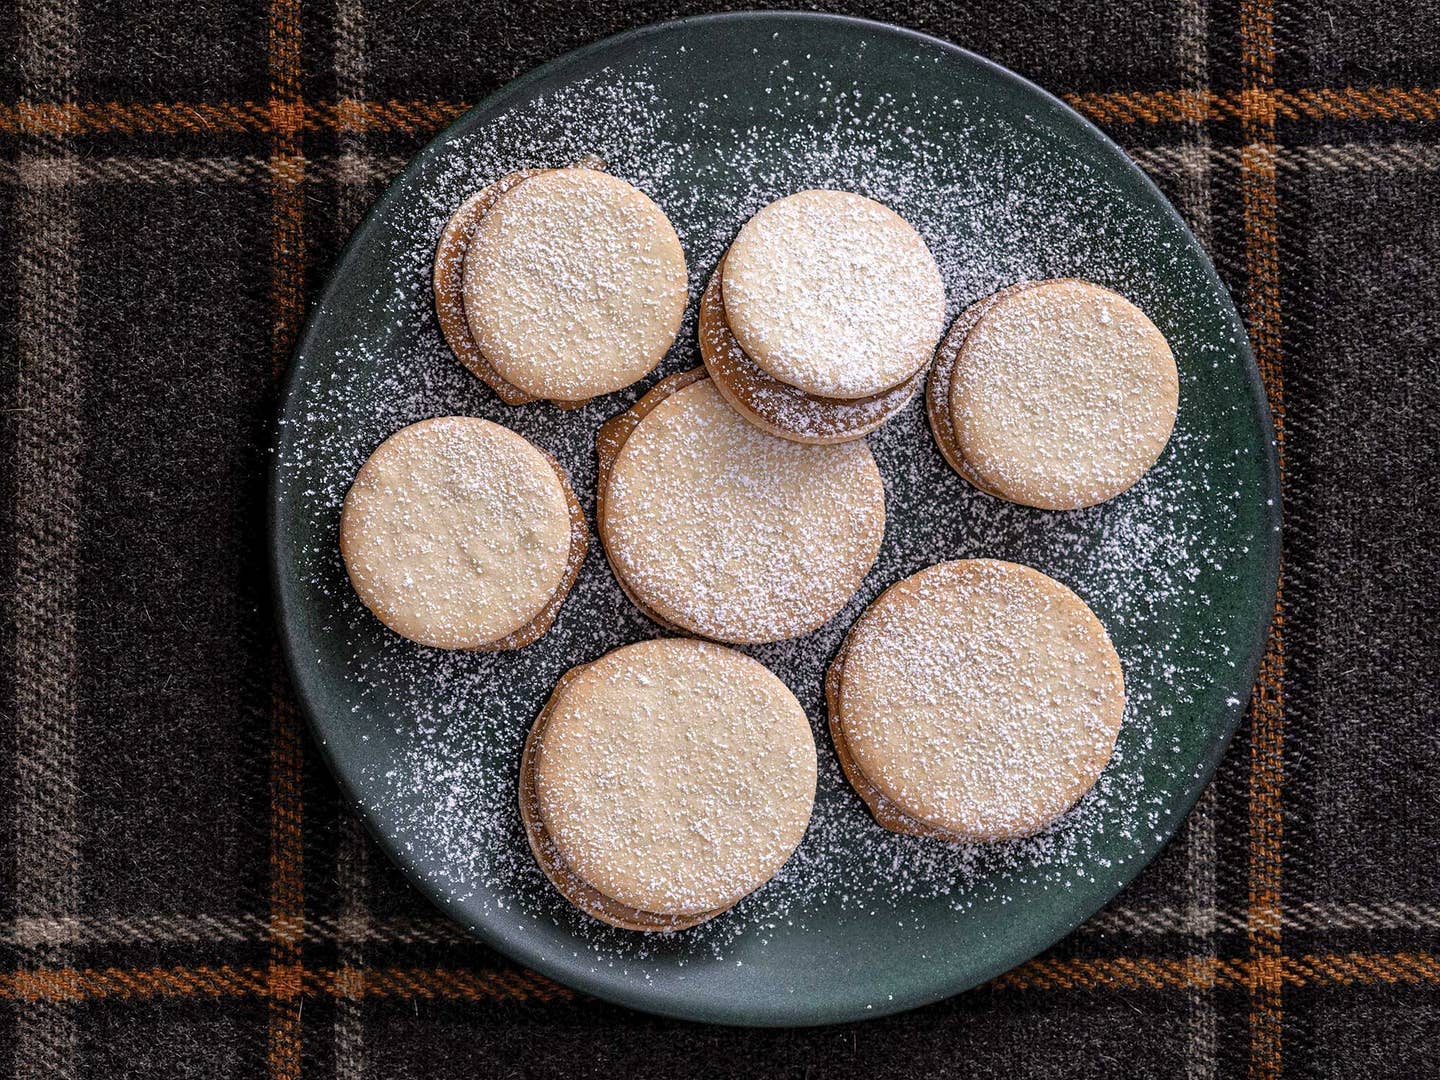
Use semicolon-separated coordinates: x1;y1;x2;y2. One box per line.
466;167;687;400
949;279;1180;509
604;378;883;644
274;28;1275;998
699;266;917;442
338;417;572;648
839;559;1125;840
722;189;945;397
535;639;816;918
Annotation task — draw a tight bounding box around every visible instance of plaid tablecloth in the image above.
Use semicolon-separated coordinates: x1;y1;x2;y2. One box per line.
3;1;1437;1076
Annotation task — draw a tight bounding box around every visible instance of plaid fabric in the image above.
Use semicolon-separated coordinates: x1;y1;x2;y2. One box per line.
2;0;1437;1075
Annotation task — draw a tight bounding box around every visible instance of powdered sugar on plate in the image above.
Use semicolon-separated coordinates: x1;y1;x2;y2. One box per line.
274;39;1274;984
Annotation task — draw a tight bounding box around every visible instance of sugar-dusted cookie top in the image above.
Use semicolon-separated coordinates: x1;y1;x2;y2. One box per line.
601;376;884;644
339;417;574;649
463;167;687;401
532;638;817;918
721;190;944;399
432;169;543;405
947;279;1179;510
836;559;1125;840
699;261;918;445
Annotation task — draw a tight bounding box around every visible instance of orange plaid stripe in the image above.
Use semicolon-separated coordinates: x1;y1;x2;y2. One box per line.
995;952;1440;992
1;86;1438;141
1067;86;1440;124
266;1;305;1077
1240;0;1287;1075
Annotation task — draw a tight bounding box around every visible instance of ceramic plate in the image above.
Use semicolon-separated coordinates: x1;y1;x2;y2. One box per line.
271;12;1280;1026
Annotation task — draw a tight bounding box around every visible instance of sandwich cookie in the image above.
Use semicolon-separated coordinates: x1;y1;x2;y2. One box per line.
699;257;922;445
827;559;1125;841
928;279;1179;510
435;164;687;406
339;417;586;650
520;638;817;931
708;189;943;443
434;169;543;404
597;368;885;644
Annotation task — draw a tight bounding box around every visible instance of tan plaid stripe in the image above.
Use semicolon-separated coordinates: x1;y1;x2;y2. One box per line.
6;900;1439;951
6;144;1440;191
12;0;80;1074
0;153;411;185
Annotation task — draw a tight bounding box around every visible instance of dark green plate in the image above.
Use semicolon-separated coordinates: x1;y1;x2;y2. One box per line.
271;12;1279;1026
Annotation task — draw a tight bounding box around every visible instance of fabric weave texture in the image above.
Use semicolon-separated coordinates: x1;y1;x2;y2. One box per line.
1;1;1438;1077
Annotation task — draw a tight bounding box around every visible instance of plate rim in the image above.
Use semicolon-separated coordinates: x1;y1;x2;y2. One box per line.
269;9;1282;1027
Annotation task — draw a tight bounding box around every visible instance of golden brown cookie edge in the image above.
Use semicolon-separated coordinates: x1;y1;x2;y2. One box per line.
926;282;1045;502
434;171;544;406
518;660;730;932
830;558;1127;840
700;261;918;445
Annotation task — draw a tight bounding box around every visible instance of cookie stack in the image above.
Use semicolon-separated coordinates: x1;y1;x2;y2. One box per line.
701;190;946;444
520;639;816;930
434;163;688;407
338;417;586;651
335;170;1182;931
927;278;1179;510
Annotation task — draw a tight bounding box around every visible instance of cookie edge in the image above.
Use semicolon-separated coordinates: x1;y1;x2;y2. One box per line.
827;557;1126;841
701;260;918;445
518;649;738;933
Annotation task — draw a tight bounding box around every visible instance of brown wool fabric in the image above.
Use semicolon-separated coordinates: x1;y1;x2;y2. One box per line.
2;1;1438;1076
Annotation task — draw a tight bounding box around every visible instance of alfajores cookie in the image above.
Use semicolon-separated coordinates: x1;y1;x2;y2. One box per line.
596;368;885;644
928;279;1179;510
339;417;586;650
827;559;1125;841
434;169;544;405
699;256;921;445
434;164;687;406
721;190;944;401
926;282;1037;482
520;638;817;931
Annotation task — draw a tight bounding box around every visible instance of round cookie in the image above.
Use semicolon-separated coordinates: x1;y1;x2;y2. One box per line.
699;260;920;445
941;279;1179;510
926;282;1040;483
597;370;885;644
827;559;1125;841
339;417;586;650
433;169;543;405
463;167;688;402
520;638;817;930
721;190;945;399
